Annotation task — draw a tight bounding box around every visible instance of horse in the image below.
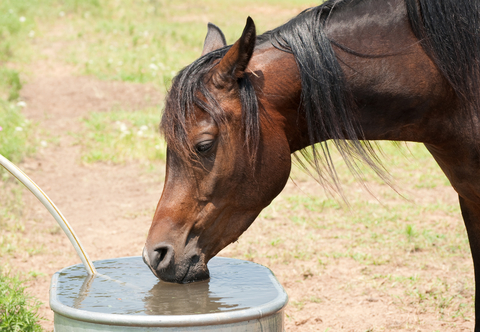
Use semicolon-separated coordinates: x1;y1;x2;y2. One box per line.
142;0;480;328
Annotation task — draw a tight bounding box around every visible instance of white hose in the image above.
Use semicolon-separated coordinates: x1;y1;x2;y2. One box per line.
0;154;96;276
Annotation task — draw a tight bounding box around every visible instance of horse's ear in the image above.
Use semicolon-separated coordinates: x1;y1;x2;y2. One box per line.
201;23;227;56
211;17;256;88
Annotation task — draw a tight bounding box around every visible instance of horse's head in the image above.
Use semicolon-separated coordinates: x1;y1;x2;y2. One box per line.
143;18;300;283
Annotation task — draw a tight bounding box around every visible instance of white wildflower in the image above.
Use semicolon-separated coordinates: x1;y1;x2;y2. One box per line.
19;16;26;23
119;123;128;132
149;63;158;71
15;127;23;132
16;101;26;108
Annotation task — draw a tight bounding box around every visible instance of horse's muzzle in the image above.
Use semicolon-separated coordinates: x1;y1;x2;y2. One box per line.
142;245;210;284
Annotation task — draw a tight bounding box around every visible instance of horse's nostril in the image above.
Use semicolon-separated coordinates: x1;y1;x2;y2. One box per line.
157;247;168;263
191;254;200;264
149;244;174;271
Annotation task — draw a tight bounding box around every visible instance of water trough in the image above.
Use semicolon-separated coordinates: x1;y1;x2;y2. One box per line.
51;256;287;331
0;154;288;331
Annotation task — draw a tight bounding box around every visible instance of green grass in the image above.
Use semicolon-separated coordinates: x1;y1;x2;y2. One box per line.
0;69;21;102
0;99;37;230
0;273;42;332
0;1;37;63
0;101;42;332
2;0;317;165
0;7;43;327
0;101;36;164
78;107;166;164
26;0;317;89
0;0;107;63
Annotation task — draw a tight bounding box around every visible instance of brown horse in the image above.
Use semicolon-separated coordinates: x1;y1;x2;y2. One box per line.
143;0;480;328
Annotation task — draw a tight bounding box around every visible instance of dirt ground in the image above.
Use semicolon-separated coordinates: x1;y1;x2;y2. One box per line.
4;53;474;332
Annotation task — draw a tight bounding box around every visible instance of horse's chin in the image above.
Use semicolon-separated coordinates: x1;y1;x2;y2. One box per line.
149;258;210;284
168;262;210;284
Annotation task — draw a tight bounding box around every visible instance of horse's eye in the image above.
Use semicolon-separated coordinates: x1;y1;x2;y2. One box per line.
195;141;214;154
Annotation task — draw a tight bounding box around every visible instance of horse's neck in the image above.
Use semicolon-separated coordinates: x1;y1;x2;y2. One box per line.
248;45;309;153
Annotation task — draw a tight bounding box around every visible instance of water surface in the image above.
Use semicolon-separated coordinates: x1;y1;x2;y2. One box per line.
56;257;280;315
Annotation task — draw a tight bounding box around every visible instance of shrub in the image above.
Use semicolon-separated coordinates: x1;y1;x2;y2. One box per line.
0;273;42;332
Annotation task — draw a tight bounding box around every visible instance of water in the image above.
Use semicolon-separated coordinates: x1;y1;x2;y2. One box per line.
56;257;280;315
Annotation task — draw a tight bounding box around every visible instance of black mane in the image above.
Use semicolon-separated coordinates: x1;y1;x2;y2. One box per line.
261;1;384;188
161;0;480;190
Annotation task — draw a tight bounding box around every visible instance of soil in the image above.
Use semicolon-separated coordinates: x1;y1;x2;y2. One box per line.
5;56;474;332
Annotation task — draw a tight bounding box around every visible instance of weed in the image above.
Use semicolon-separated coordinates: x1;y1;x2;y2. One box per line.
0;272;42;332
270;238;283;246
28;271;47;279
291;300;306;310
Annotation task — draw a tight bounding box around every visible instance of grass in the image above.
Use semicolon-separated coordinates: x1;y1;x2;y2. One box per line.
0;101;36;165
0;101;42;332
0;69;21;102
78;107;166;164
22;0;317;89
0;273;42;332
74;0;315;85
8;0;317;166
0;0;108;62
0;4;44;328
0;81;37;233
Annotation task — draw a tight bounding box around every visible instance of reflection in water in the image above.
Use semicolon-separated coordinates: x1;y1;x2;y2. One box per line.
55;257;279;316
144;279;238;315
73;273;95;309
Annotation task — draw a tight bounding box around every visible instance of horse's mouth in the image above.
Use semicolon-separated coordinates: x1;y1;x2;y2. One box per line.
180;262;210;284
142;246;209;283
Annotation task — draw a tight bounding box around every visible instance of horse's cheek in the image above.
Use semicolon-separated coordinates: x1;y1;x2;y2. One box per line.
254;139;292;207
